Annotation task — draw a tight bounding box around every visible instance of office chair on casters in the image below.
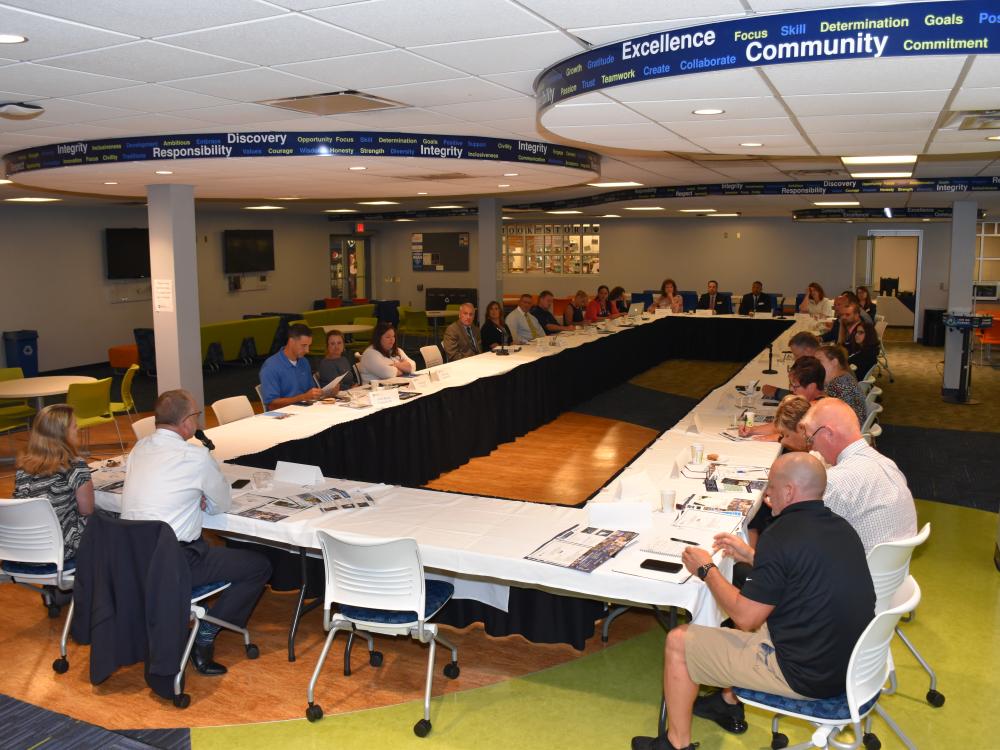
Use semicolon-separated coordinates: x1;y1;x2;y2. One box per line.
306;530;460;737
0;497;75;673
733;579;920;750
867;524;942;710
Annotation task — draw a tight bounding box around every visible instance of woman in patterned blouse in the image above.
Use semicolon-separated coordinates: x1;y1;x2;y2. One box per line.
13;404;95;560
816;344;868;428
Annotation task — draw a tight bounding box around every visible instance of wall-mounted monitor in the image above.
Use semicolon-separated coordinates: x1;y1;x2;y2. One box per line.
105;228;151;280
223;230;275;275
973;282;998;301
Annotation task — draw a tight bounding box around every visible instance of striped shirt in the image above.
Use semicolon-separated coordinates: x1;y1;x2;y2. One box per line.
14;458;91;559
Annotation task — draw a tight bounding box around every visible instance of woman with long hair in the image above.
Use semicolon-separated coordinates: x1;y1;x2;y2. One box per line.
317;329;356;391
817;344;867;427
855;285;877;319
14;404;95;560
649;278;683;313
358;322;415;383
481;301;513;350
799;282;833;317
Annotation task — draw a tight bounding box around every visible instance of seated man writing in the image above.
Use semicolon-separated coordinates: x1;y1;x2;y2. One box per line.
631;452;875;750
259;323;323;409
122;390;272;676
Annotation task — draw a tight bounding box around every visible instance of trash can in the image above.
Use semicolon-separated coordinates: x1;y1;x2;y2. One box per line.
3;329;39;376
922;309;946;347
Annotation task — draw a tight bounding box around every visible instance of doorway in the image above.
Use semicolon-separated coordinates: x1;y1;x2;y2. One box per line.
329;236;370;301
855;230;922;341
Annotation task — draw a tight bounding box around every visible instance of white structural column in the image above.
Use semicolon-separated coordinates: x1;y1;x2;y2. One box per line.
147;184;205;412
478;198;503;313
942;200;977;396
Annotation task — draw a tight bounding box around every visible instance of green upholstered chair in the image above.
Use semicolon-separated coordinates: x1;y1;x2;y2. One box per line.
398;310;432;347
347;316;378;355
0;367;37;424
66;378;124;454
109;364;139;422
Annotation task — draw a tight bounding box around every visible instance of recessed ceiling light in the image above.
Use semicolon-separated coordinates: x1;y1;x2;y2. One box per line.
348;166;367;171
849;171;912;179
357;200;398;205
429;204;462;209
503;173;519;177
678;208;716;213
814;201;860;206
395;218;413;222
707;213;741;217
0;179;12;185
987;135;1000;141
845;220;854;224
325;209;357;213
600;214;621;218
154;170;173;175
103;181;119;185
624;206;664;211
740;142;763;147
0;34;27;44
275;196;302;201
547;210;582;215
5;196;60;202
417;191;428;195
693;108;724;115
244;205;284;210
922;218;931;222
587;181;643;188
841;155;917;165
498;184;510;188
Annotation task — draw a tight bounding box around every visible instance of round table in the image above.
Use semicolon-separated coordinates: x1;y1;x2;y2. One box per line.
0;375;97;413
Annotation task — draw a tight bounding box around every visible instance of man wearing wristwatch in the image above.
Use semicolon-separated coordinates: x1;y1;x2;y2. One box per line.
631;453;875;750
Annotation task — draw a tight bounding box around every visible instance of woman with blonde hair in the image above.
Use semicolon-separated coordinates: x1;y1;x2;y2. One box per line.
14;404;95;560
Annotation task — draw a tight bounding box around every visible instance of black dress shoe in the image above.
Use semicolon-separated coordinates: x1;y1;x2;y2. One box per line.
692;690;748;733
630;735;699;750
191;643;227;676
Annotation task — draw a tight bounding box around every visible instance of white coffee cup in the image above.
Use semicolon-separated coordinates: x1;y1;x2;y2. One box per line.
691;443;705;464
660;489;676;512
744;410;756;429
252;471;272;490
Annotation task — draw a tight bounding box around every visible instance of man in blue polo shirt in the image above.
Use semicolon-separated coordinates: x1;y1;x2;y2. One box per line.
259;323;323;410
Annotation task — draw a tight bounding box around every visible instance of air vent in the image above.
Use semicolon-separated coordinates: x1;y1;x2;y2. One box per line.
258;90;406;116
943;109;1000;131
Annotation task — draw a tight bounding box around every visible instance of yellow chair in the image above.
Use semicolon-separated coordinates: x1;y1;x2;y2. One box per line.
309;326;328;358
398;310;432;347
347;316;378;355
66;378;124;455
0;367;37;424
109;364;139;423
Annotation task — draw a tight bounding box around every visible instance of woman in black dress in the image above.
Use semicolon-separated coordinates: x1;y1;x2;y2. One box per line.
480;301;513;350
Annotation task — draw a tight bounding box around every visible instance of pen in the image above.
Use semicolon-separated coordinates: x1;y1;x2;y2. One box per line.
670;536;701;546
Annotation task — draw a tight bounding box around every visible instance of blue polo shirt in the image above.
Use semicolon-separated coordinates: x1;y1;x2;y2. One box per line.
259;350;313;407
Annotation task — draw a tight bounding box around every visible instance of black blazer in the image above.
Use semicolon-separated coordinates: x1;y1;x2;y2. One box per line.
739;292;772;315
71;514;191;699
698;293;732;314
481;320;512;350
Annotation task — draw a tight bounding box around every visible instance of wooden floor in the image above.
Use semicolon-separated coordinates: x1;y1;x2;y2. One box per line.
0;409;660;728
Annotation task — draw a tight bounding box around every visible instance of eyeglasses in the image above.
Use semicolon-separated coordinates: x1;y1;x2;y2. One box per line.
789;381;802;390
804;424;829;446
185;411;202;422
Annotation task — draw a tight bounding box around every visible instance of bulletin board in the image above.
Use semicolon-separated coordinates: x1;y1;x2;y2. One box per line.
411;232;470;272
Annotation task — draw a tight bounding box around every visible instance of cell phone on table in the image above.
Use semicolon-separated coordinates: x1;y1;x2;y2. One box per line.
231;479;251;489
640;558;683;574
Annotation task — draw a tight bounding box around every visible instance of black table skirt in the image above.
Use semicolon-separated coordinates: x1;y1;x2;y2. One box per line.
232;316;791;649
234;316;791;487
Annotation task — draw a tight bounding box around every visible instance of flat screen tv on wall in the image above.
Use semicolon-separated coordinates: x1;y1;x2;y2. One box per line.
105;228;151;280
223;230;275;274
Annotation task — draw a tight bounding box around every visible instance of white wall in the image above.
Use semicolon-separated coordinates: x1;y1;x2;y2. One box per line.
872;235;918;293
0;205;331;371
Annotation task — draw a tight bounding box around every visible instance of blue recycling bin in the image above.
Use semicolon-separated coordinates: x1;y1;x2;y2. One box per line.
4;330;39;376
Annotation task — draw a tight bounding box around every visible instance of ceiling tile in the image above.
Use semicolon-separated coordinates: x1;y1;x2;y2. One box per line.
167;102;316;125
41;41;253;82
963;54;1000;89
366;77;524;108
604;68;772;104
764;56;966;97
482;70;539;96
89;112;222;135
0;6;135;60
308;0;551;47
162;14;389;66
0;63;141;97
542;102;651;128
551;122;694;150
338;107;464;128
519;0;745;27
665;117;801;139
800;112;937;135
950;87;1000;111
630;97;786;122
277;50;464;90
0;97;141;128
785;90;951;118
427;97;535;123
413;32;585;76
748;0;914;10
68;84;237;112
2;0;284;38
161;68;329;100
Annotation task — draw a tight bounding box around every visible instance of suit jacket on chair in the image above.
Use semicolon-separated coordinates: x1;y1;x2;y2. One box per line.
71;513;191;699
441;320;481;361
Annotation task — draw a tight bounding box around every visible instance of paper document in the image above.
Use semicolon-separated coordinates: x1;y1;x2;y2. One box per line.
525;524;638;573
320;370;349;395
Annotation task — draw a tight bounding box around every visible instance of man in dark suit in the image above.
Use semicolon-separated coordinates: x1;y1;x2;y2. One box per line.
738;280;772;315
698;280;732;314
441;302;481;361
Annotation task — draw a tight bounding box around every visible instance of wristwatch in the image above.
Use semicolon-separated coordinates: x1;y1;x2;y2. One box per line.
696;562;717;581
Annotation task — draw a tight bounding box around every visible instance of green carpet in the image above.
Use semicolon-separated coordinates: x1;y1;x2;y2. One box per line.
193;498;996;750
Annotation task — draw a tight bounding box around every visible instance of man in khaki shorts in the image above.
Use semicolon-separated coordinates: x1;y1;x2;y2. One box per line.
632;453;875;750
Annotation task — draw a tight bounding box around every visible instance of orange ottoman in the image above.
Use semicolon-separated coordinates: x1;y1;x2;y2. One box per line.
109;344;139;370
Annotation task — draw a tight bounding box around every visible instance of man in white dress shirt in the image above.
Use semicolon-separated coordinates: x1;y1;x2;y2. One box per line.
799;398;917;553
505;293;545;344
122;389;271;675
